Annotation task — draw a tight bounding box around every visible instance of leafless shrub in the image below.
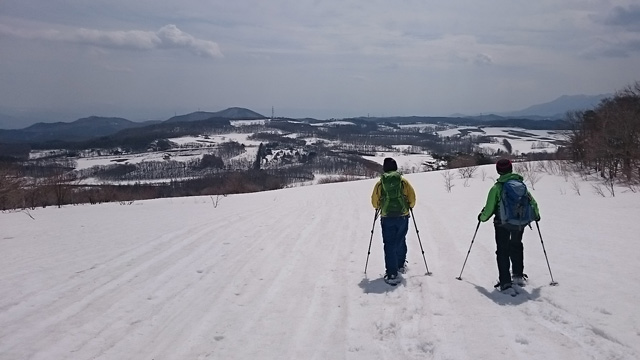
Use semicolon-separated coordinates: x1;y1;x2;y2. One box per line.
514;161;538;175
210;194;227;208
559;187;566;195
516;162;542;190
17;209;35;220
537;160;551;174
570;178;581;196
457;166;478;179
480;169;487;181
538;160;564;176
592;184;606;197
603;178;616;197
527;171;543;190
442;170;455;193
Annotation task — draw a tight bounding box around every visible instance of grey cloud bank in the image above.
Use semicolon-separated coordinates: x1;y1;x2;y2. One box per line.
1;0;639;126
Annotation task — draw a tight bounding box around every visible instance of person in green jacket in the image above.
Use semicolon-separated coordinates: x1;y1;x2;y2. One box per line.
478;159;540;292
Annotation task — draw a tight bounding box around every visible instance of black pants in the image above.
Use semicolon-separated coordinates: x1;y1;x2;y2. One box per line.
494;225;524;286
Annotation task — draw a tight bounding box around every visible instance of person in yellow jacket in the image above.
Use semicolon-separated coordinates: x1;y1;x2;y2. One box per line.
371;158;416;285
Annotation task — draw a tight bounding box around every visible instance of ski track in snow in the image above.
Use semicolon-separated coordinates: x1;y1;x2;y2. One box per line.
1;167;639;360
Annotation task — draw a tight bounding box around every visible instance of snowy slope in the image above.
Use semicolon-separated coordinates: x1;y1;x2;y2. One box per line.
1;164;639;360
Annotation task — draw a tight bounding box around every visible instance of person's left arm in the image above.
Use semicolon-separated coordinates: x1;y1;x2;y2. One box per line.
528;191;540;220
402;178;416;209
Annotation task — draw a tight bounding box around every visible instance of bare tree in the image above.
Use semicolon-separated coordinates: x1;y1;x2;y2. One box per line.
526;171;543;190
570;178;581;196
566;82;640;187
210;194;227;208
442;170;455;193
592;183;606;197
0;164;25;210
502;139;513;154
46;167;75;208
603;176;616;197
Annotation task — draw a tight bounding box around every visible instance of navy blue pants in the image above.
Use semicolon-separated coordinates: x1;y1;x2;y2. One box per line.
381;216;409;277
494;224;525;286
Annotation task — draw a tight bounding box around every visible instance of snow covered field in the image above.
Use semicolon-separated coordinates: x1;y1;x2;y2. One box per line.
435;126;566;155
1;163;639;359
65;124;563;175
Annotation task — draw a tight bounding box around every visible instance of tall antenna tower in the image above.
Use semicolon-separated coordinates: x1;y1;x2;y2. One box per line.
271;106;274;120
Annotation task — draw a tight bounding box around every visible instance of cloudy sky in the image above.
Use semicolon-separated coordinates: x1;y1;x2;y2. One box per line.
1;0;639;123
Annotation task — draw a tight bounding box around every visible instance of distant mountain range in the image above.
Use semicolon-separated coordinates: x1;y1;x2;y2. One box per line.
447;94;609;120
497;94;610;119
0;95;610;144
0;108;265;144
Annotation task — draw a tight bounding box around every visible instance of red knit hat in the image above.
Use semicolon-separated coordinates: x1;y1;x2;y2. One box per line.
496;159;512;174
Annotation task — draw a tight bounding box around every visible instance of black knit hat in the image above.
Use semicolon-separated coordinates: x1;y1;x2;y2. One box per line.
383;157;398;172
496;158;513;175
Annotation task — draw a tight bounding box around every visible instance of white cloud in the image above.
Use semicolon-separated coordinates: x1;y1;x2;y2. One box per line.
156;25;223;58
0;23;223;59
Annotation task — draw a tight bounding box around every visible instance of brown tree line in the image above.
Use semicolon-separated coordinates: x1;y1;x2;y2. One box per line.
567;82;640;184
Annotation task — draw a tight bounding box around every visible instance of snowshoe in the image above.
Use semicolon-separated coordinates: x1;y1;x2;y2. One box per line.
384;274;401;286
499;282;517;297
513;274;528;286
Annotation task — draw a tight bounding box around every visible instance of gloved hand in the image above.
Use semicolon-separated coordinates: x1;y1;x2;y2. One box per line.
477;213;483;222
535;214;541;222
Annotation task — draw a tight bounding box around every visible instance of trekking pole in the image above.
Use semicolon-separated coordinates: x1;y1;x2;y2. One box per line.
409;208;432;275
364;209;380;275
536;221;559;286
456;221;481;280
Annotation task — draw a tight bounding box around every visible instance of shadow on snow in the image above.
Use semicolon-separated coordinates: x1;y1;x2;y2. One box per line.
472;282;543;305
358;276;403;294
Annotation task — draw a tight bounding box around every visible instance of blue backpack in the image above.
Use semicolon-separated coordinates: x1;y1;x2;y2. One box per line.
498;179;535;230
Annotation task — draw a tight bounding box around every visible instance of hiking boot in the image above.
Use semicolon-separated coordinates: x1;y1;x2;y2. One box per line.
499;282;513;292
500;283;517;296
513;274;528;286
384;274;401;285
398;267;406;274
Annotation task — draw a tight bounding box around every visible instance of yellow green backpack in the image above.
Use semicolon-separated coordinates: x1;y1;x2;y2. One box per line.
380;171;408;217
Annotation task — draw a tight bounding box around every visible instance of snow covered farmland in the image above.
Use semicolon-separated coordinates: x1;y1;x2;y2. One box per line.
436;126;566;155
58;121;567;187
